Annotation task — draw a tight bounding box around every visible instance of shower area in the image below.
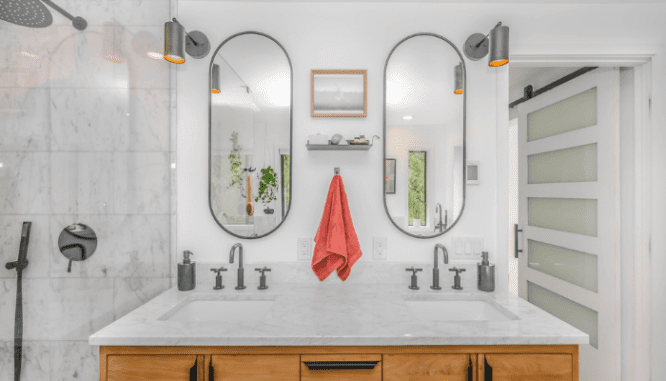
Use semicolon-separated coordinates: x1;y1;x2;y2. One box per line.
0;0;177;379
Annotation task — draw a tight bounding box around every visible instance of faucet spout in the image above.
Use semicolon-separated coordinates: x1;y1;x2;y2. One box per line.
229;243;246;290
434;243;448;269
229;243;243;268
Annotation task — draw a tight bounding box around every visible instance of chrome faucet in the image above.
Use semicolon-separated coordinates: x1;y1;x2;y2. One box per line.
434;204;447;232
229;243;246;290
430;243;449;290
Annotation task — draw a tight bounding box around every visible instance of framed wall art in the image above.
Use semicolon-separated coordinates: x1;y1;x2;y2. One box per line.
311;69;367;117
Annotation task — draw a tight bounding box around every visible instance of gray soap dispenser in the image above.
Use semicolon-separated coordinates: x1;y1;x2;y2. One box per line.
477;251;495;292
178;250;196;291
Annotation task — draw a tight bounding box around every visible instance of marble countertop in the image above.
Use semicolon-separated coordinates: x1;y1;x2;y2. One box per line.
89;283;589;346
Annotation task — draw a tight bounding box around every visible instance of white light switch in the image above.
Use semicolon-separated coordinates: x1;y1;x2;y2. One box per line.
373;237;388;260
297;237;311;260
452;236;484;260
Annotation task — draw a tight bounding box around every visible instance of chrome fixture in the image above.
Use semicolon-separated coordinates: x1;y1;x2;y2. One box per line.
406;267;423;290
449;267;466;290
434;204;448;232
1;0;86;30
229;243;246;290
430;244;449;290
464;22;509;67
210;267;227;290
255;267;271;290
454;63;464;94
5;222;31;381
164;17;210;64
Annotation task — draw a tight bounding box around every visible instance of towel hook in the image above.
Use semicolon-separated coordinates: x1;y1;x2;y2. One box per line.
334;167;340;176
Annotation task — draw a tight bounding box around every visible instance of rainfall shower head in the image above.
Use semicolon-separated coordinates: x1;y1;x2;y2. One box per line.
0;0;53;28
0;0;87;30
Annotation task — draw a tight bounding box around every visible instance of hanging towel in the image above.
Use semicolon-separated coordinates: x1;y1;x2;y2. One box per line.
312;175;362;281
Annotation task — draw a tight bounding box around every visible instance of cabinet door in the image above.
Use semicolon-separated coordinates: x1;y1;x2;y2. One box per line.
210;355;299;381
384;354;472;381
107;354;198;381
481;354;573;381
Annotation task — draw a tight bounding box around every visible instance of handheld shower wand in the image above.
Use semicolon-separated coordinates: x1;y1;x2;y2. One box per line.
5;222;32;381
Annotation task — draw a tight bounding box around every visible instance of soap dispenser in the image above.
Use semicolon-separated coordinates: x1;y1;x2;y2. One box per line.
477;251;495;292
178;250;196;291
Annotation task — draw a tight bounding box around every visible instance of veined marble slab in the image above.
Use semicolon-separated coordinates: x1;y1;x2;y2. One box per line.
89;283;589;346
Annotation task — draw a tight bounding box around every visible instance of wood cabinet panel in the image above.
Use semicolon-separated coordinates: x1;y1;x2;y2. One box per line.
384;354;471;381
484;354;573;381
211;355;299;381
301;354;382;381
106;354;197;381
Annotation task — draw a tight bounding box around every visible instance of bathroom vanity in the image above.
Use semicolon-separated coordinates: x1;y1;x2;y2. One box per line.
90;284;587;381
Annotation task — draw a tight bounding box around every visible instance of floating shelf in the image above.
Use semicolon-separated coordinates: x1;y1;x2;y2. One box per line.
306;140;373;151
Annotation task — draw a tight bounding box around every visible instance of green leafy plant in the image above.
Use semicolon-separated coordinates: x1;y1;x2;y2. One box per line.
255;166;279;206
228;132;243;190
408;151;426;225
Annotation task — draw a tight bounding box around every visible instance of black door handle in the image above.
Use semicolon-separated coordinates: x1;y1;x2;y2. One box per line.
304;361;379;370
514;224;523;258
468;357;473;381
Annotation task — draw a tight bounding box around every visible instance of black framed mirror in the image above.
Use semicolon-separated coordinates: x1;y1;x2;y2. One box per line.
209;32;293;239
383;33;466;238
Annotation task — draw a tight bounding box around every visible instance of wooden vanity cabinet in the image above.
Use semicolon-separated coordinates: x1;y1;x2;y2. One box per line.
100;345;577;381
210;355;299;381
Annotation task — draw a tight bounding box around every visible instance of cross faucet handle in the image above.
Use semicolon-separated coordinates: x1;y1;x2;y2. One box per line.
211;267;227;275
405;267;423;275
449;267;466;274
255;267;271;275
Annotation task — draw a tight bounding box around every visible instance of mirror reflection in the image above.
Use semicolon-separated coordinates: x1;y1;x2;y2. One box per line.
209;32;292;238
384;34;466;237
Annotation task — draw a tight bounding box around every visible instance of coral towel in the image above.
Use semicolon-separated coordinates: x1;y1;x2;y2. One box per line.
312;175;362;281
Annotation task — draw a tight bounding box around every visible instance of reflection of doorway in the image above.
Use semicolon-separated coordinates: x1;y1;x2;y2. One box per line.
280;153;290;218
506;62;651;381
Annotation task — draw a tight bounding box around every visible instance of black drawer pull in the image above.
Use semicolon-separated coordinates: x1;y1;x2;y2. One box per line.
304;361;379;370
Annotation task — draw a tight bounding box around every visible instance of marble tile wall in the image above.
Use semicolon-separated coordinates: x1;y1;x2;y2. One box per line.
0;1;176;380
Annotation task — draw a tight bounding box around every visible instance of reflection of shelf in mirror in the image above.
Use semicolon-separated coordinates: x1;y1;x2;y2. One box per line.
306;140;373;151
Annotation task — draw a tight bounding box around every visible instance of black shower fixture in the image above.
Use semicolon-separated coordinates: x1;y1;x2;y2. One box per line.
0;0;87;30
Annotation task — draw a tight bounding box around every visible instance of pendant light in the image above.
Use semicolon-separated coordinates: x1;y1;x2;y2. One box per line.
454;63;464;94
463;22;510;67
164;18;210;64
211;63;221;94
164;19;185;64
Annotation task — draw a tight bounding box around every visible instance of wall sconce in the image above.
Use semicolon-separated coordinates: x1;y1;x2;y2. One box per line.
211;63;221;93
164;18;210;64
454;63;464;94
464;22;509;67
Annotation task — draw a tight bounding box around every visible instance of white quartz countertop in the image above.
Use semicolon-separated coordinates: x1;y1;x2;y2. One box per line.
89;283;589;346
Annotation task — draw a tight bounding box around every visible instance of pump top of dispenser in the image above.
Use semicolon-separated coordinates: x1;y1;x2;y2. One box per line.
481;251;489;266
183;250;193;264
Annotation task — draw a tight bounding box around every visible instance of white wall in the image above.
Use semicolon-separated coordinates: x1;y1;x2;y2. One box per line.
176;4;666;378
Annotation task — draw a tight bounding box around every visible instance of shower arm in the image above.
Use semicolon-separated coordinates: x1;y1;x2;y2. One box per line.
41;0;87;30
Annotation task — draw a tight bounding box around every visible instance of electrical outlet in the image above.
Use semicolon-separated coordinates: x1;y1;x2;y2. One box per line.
373;237;388;260
297;237;311;260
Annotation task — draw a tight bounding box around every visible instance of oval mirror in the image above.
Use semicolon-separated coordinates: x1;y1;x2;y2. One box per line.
58;223;97;272
383;33;466;238
209;32;292;239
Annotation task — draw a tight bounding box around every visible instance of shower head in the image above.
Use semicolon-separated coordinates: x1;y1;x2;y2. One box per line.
0;0;87;30
0;0;53;28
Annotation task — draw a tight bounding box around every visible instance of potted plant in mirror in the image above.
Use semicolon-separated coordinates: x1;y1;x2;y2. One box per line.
255;166;279;214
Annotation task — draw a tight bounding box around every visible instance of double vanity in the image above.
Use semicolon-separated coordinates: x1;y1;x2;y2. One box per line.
90;281;587;380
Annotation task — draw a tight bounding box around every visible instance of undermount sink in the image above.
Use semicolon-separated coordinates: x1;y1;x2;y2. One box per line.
158;295;277;323
402;295;520;322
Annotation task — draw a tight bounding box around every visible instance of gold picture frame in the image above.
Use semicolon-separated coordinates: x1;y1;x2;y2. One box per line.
311;69;367;117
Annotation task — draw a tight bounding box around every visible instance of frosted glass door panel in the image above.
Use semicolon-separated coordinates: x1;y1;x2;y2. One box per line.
528;144;597;184
528;239;598;292
528;198;597;236
527;88;597;142
528;281;598;348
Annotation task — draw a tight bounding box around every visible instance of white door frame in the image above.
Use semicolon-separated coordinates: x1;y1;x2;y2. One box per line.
496;53;652;381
